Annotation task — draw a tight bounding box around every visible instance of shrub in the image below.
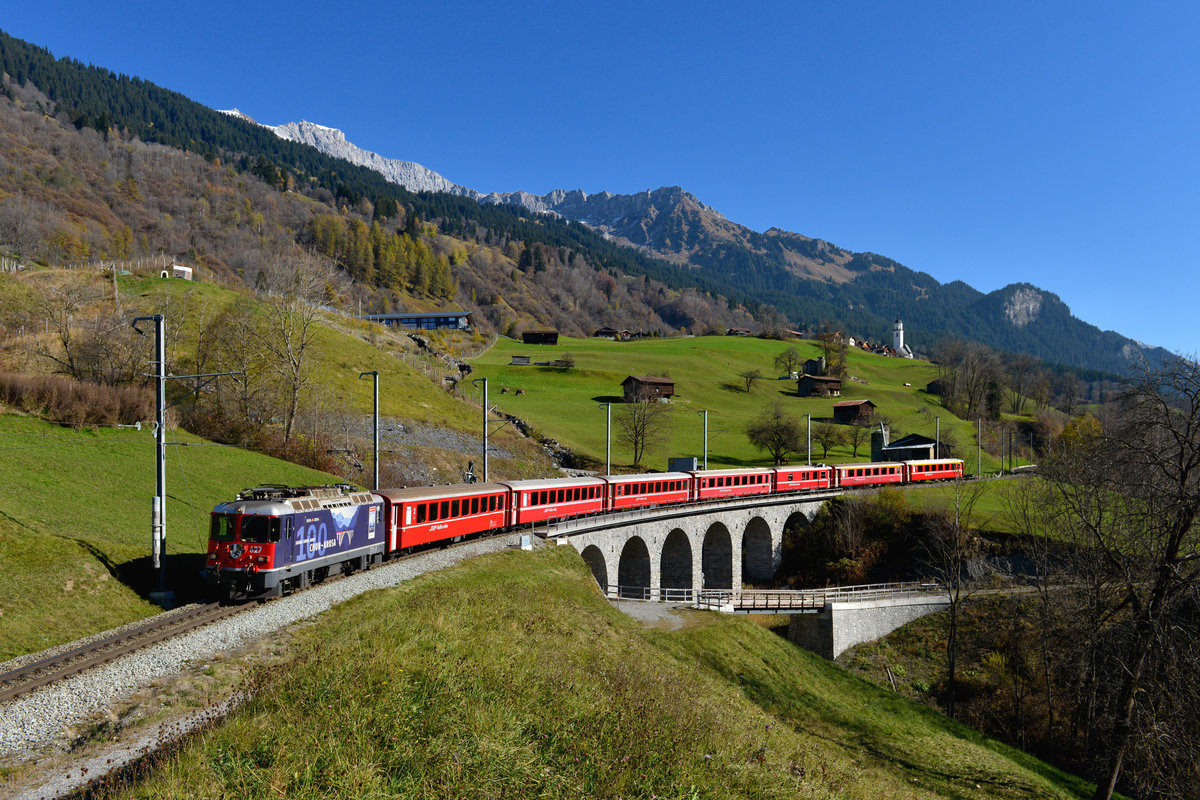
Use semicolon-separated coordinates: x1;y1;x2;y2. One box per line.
0;373;152;428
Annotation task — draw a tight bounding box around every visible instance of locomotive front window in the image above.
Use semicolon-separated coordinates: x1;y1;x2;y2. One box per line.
211;515;235;541
242;516;280;543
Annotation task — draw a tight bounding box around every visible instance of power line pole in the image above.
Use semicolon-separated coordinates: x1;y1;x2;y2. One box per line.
473;377;489;482
600;402;612;475
132;314;240;609
359;371;379;490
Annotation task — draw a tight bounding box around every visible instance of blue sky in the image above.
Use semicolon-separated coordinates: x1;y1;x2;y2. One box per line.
5;2;1198;353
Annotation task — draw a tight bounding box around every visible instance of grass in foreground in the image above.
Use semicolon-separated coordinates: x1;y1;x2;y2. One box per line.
100;546;1097;799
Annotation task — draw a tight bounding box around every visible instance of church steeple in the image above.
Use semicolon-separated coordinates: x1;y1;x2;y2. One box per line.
893;318;913;359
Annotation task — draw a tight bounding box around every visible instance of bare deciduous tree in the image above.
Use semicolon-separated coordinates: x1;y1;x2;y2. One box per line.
254;250;334;444
746;401;803;465
739;368;763;392
1029;356;1200;799
617;387;671;467
32;274;105;379
846;422;869;457
811;421;846;460
774;345;802;377
923;479;986;719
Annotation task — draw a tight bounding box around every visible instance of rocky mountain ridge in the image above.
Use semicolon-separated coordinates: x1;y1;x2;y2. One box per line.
253;116;1168;372
221;112;479;198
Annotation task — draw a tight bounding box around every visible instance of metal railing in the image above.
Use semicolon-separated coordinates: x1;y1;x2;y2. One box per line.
599;580;942;611
601;584;696;602
694;581;942;611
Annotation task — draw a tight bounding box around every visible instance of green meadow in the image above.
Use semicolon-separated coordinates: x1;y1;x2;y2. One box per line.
470;335;1001;473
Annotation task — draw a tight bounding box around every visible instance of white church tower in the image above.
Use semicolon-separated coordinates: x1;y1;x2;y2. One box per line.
893;318;914;359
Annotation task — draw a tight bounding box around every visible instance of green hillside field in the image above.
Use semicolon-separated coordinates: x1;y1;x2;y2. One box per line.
470;335;1005;473
92;545;1100;799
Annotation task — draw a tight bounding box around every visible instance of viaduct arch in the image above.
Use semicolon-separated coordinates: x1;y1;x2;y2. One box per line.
560;497;826;598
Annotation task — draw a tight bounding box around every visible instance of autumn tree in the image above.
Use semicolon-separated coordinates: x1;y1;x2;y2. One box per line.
746;401;804;465
818;323;848;378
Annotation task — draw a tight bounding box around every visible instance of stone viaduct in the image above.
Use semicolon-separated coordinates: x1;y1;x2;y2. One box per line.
539;491;949;658
541;493;834;599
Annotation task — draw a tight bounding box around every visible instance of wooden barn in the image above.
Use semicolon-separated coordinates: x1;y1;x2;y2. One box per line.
832;399;876;425
797;374;842;397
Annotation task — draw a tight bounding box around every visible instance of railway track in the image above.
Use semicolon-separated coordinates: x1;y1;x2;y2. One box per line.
0;602;246;704
0;541;469;706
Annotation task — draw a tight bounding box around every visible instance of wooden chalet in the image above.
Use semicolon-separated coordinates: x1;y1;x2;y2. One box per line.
621;375;675;402
594;327;631;340
803;357;826;376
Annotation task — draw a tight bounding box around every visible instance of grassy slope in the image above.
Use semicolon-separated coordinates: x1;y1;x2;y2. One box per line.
0;413;340;659
470;335;1003;472
899;479;1028;536
111;546;1096;799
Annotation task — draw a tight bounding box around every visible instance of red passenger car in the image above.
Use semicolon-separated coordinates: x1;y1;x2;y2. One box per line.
902;458;965;482
770;465;834;492
601;472;692;511
376;483;510;550
834;462;905;488
503;477;607;526
690;468;774;501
